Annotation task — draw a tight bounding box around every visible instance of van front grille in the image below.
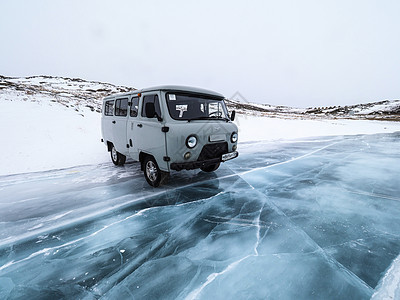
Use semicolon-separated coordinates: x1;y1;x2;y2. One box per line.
197;142;228;161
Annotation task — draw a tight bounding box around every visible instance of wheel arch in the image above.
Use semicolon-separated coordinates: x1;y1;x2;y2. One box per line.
139;152;153;171
106;141;113;152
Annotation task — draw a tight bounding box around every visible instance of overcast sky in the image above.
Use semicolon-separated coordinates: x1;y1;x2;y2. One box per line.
1;0;399;107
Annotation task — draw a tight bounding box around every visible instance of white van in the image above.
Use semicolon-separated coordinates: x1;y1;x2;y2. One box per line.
101;86;238;187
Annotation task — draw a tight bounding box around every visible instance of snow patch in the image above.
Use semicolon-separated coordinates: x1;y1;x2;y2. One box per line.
371;255;400;300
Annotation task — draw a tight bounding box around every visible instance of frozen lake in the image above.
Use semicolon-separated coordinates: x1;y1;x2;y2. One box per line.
1;132;399;299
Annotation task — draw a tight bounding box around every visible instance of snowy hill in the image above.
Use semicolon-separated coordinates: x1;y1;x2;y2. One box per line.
1;75;399;176
304;100;400;120
226;98;400;120
0;75;135;115
0;75;136;175
1;75;399;120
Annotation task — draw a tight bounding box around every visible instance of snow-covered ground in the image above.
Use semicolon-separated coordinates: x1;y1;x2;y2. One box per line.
0;99;108;176
0;97;400;176
236;114;400;143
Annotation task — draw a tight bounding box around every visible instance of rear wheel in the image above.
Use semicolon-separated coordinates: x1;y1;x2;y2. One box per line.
143;156;168;187
111;145;126;166
200;162;220;172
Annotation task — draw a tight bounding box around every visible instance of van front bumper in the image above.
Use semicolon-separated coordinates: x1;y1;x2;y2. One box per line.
170;151;238;171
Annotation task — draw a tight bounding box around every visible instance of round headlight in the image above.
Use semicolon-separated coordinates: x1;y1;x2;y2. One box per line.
186;135;197;148
231;132;238;143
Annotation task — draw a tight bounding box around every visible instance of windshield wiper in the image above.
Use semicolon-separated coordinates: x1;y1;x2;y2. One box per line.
188;116;230;122
210;116;230;122
187;116;212;122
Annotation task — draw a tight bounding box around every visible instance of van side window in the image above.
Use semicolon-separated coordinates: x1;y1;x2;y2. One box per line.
141;95;161;118
104;100;114;116
115;98;128;117
130;97;139;117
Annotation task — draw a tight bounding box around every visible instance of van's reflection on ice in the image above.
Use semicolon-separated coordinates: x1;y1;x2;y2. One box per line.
1;133;400;299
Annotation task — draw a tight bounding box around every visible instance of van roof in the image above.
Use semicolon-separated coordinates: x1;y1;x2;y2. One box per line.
104;85;225;100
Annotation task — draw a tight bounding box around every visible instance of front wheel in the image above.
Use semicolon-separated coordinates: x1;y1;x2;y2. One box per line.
200;162;220;172
111;145;126;166
143;156;168;187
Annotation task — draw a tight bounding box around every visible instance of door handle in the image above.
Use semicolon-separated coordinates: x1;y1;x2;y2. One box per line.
137;124;143;128
112;120;116;124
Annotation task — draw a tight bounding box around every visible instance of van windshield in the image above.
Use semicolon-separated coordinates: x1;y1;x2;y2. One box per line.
166;93;230;121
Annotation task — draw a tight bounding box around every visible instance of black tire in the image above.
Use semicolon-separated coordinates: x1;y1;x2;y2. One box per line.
143;156;163;187
200;162;220;172
110;144;126;166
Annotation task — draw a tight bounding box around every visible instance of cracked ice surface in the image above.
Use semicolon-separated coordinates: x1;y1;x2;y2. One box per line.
0;132;399;299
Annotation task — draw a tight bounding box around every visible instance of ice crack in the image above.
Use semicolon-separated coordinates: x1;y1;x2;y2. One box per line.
185;254;253;300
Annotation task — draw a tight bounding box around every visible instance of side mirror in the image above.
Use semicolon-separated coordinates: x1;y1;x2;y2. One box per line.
145;102;156;118
230;110;236;121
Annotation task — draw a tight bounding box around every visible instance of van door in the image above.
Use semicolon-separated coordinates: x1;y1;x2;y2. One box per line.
127;95;140;160
101;98;115;144
112;97;129;155
133;93;169;171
